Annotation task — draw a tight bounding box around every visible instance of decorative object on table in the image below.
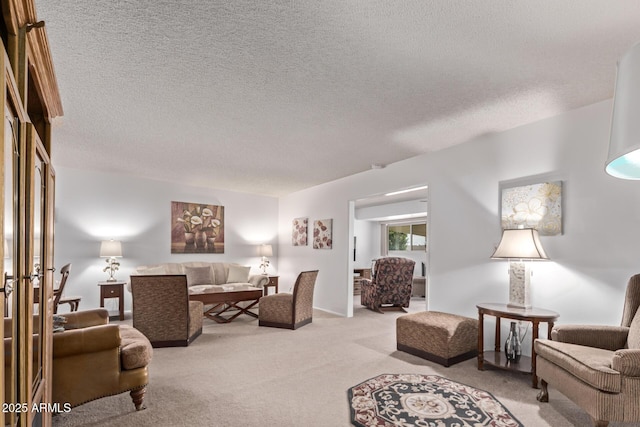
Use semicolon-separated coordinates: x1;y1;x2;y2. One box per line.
313;219;332;249
171;201;224;254
348;373;523;427
100;240;122;282
504;321;522;362
257;244;272;274
291;217;308;246
500;180;562;236
606;41;640;179
491;228;549;308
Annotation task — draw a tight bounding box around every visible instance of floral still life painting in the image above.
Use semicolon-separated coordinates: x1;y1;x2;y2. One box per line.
500;181;562;236
171;201;224;253
292;217;308;246
313;219;333;249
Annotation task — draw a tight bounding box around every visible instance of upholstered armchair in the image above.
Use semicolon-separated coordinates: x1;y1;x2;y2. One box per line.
535;274;640;427
131;275;203;347
360;257;416;313
259;270;319;329
52;309;152;411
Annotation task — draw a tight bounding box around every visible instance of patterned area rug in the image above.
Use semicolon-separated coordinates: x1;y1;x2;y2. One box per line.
348;373;523;427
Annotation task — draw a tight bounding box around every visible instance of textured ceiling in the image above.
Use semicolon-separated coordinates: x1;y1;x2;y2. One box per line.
36;1;640;196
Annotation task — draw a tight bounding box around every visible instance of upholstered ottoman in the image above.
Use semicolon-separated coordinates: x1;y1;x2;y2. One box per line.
396;311;478;367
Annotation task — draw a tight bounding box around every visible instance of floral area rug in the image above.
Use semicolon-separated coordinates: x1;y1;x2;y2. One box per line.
348;373;523;427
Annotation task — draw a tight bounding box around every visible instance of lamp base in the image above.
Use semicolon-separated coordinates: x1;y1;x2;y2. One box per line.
106;277;118;282
507;261;532;309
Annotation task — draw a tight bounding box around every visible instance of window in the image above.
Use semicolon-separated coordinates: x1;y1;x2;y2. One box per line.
387;222;427;252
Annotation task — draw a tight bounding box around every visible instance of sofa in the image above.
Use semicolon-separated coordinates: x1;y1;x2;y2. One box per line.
133;262;269;293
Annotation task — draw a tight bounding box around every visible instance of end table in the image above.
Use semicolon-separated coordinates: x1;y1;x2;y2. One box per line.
476;302;559;388
99;281;126;321
264;276;279;296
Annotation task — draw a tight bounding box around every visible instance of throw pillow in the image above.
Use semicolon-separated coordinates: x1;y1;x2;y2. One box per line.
627;308;640;349
138;266;165;275
184;266;215;287
227;265;251;283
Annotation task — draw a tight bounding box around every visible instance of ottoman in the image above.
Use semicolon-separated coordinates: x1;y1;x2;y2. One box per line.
396;311;478;367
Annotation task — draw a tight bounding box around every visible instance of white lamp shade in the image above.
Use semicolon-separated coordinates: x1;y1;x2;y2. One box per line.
606;41;640;179
100;240;122;258
491;228;549;260
257;244;273;257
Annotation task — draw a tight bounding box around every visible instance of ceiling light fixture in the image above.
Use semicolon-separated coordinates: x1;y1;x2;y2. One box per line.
606;41;640;179
385;185;429;197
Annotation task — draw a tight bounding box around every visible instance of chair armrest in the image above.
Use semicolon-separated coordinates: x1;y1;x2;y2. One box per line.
552;324;629;350
612;349;640;376
61;309;110;329
53;324;120;358
249;275;269;288
360;278;372;287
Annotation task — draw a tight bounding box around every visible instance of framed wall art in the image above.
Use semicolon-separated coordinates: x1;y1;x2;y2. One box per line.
171;201;225;253
500;180;562;236
292;217;308;246
313;219;333;249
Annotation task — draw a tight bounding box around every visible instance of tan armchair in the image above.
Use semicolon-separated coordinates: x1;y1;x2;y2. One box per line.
130;275;203;347
52;309;152;411
535;274;640;427
259;270;319;329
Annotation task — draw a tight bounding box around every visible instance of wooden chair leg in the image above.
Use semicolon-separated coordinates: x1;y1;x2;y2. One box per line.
130;387;146;411
591;418;608;427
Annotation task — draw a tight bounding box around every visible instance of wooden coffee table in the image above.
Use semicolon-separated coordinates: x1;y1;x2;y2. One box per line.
189;286;262;323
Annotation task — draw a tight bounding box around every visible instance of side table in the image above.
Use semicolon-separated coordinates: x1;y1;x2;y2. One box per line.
476;302;559;388
99;281;126;321
264;276;279;296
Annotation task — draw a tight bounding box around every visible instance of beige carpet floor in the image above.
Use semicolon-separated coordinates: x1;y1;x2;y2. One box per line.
52;302;639;427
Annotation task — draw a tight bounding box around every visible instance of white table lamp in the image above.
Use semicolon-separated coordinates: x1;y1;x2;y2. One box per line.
100;240;122;282
491;228;548;309
257;244;273;275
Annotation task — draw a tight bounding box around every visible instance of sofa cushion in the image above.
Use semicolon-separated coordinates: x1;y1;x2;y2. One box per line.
184;266;215;286
139;266;165;275
535;339;620;392
227;265;250;283
627;308;640;349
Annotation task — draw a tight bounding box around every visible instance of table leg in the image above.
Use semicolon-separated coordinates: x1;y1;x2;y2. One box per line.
119;292;124;321
548;322;554;340
531;320;540;388
494;316;501;352
477;311;484;370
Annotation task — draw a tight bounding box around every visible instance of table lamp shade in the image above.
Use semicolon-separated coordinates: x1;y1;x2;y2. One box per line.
100;240;122;258
491;228;548;260
257;244;273;257
606;41;640;179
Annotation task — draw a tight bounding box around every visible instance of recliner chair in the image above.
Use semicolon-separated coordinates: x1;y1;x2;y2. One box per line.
360;257;415;313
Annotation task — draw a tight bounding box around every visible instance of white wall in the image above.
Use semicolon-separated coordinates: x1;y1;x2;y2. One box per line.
278;100;640;334
353;219;379;269
53;167;278;315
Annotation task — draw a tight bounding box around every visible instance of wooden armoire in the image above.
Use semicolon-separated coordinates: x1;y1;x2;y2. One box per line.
0;1;63;426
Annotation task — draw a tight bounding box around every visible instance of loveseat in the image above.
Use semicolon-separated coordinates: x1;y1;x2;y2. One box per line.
133;262;269;293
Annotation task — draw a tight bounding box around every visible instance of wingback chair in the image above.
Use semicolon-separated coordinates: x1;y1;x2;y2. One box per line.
535;274;640;427
130;275;203;347
259;270;319;329
360;257;415;313
52;309;152;411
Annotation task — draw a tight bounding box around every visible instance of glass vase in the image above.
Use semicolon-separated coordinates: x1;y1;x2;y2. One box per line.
504;321;522;363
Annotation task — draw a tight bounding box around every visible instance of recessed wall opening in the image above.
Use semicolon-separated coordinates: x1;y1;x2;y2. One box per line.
348;185;429;317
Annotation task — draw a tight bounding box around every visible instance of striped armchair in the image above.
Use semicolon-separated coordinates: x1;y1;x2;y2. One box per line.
259;270;319;330
360;257;415;313
535;274;640;427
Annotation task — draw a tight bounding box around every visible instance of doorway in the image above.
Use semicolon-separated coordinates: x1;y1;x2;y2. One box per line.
348;185;429;317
